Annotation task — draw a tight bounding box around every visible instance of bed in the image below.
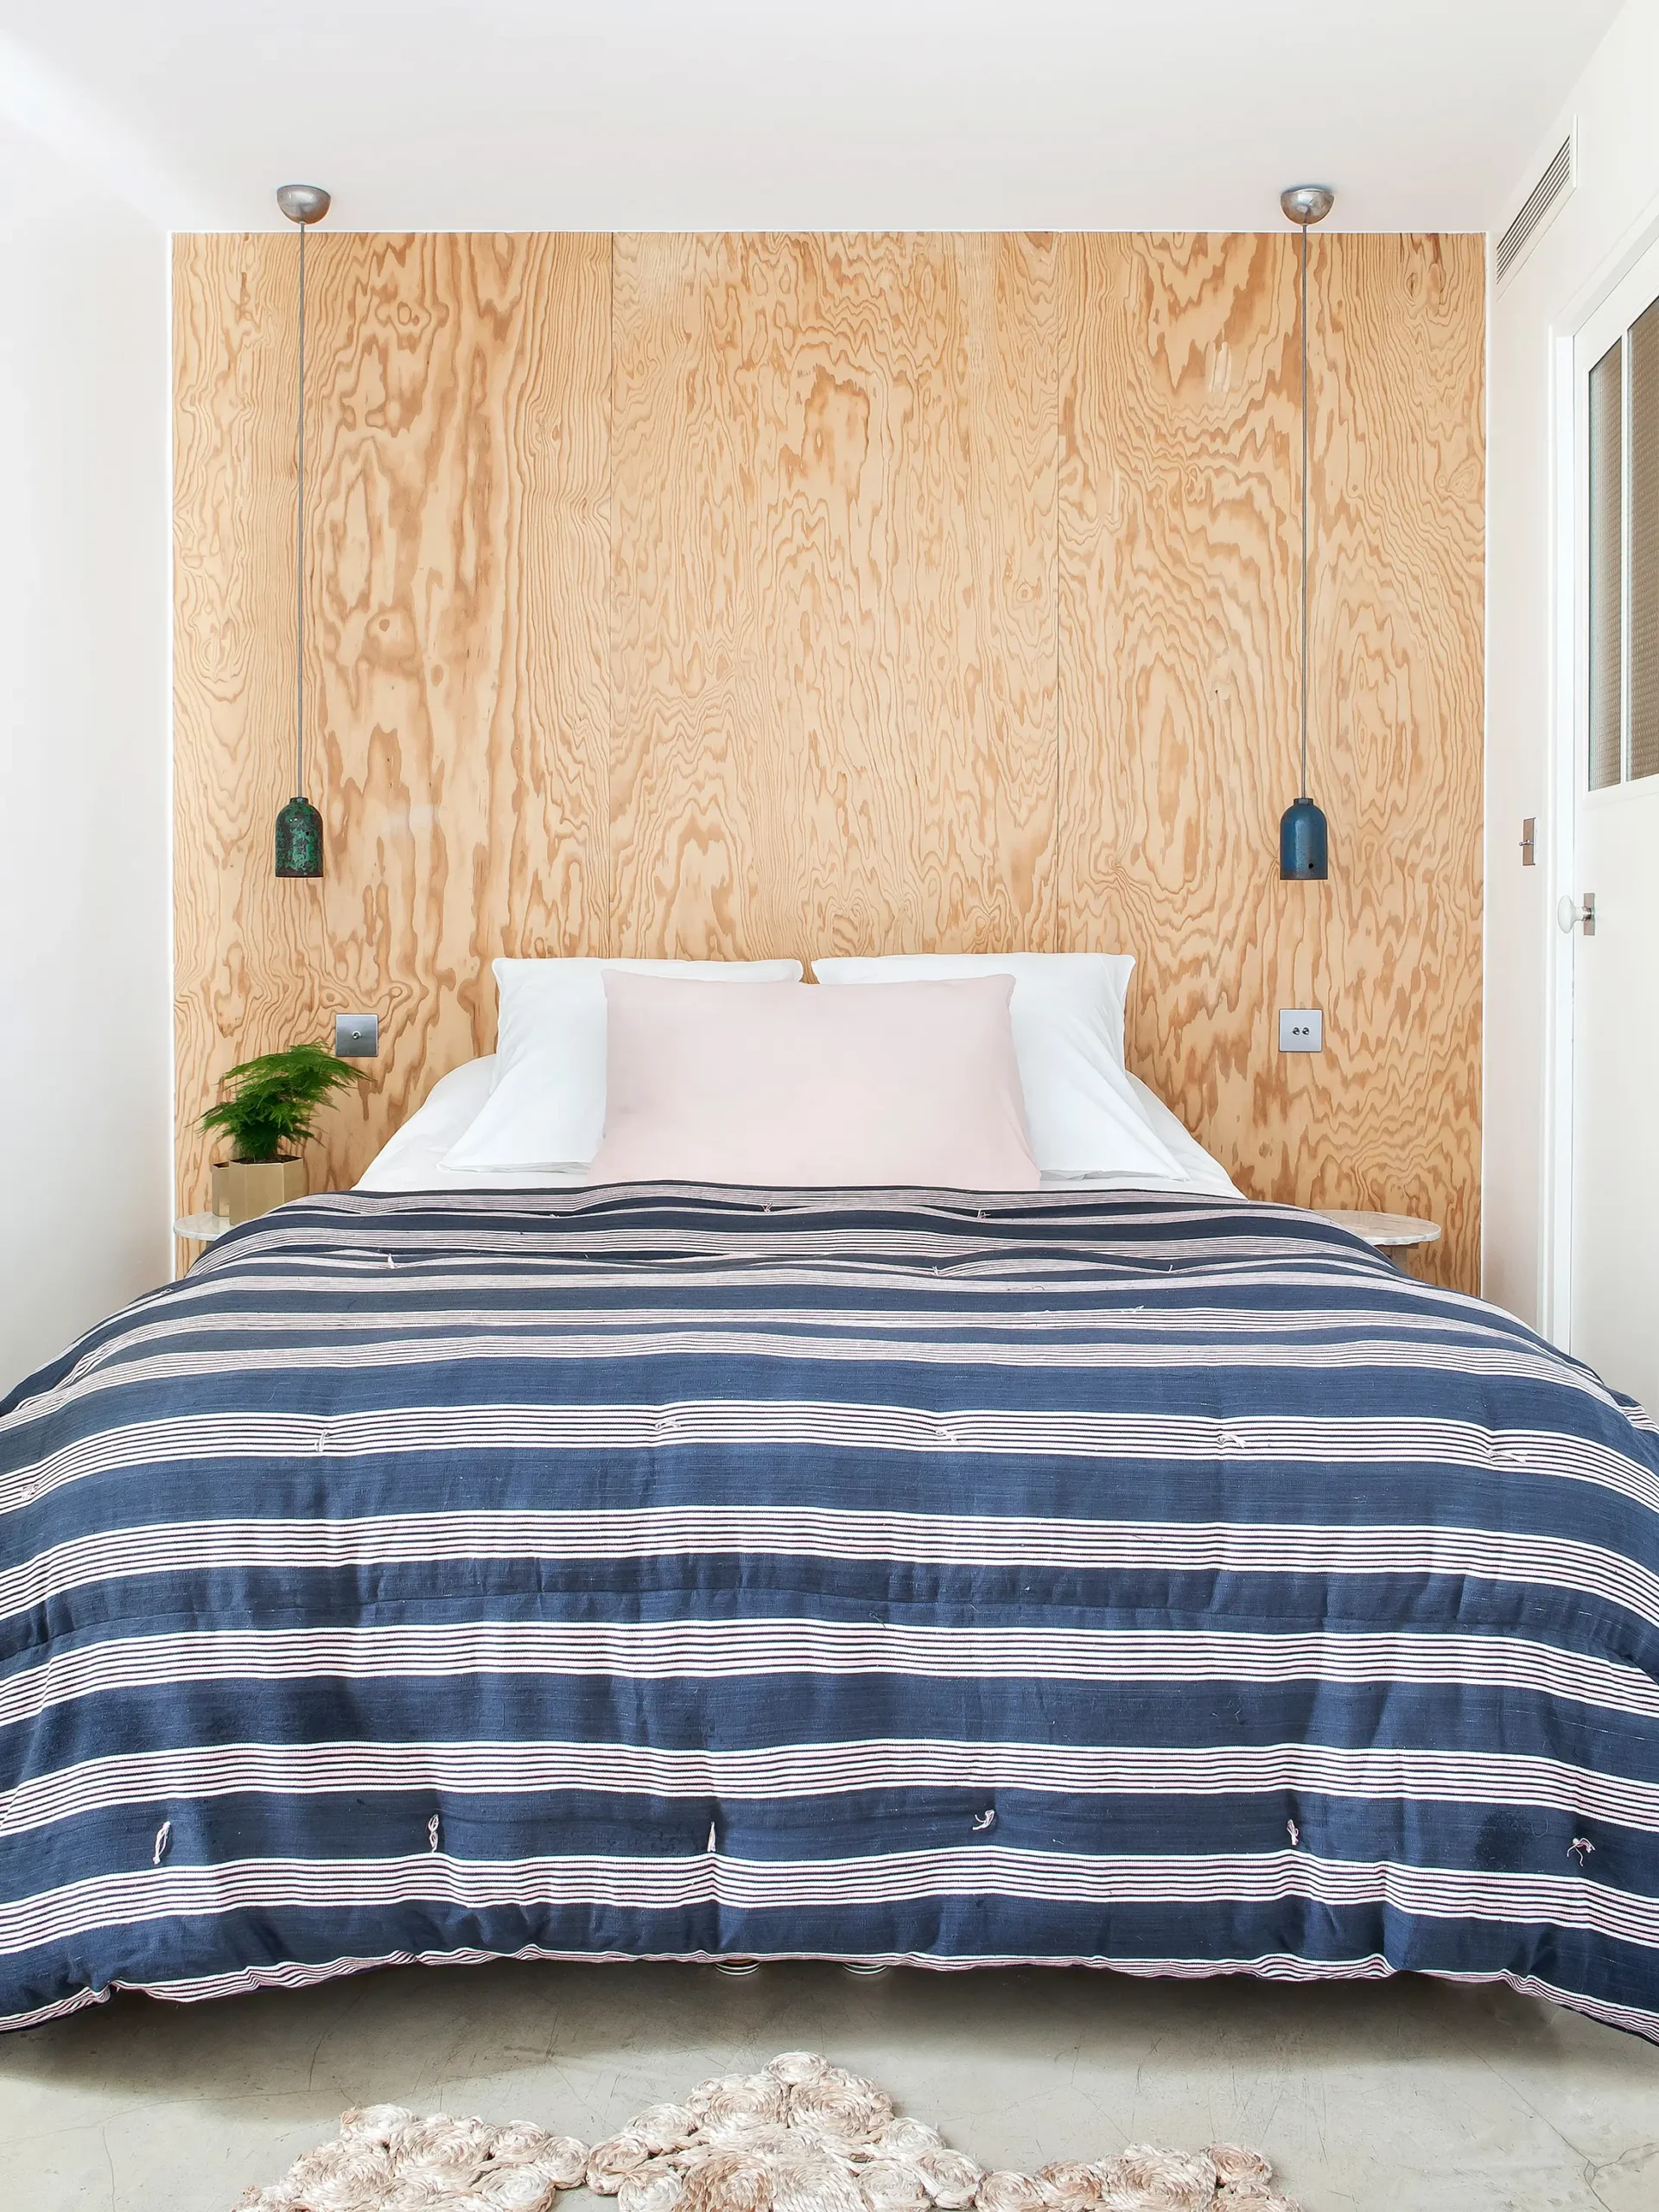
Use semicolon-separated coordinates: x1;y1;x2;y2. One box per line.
3;1170;1656;2038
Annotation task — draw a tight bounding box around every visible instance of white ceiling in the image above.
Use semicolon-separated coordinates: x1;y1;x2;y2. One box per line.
0;0;1623;234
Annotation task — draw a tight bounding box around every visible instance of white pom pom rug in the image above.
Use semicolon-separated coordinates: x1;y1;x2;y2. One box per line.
236;2049;1300;2212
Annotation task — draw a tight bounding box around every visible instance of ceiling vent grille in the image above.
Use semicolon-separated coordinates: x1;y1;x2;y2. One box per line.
1497;127;1577;289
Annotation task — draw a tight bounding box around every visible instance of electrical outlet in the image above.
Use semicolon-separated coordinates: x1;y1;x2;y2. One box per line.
1278;1007;1323;1052
334;1012;379;1058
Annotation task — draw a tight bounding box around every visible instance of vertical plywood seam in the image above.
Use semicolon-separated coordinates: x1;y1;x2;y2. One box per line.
607;227;618;958
1052;235;1065;952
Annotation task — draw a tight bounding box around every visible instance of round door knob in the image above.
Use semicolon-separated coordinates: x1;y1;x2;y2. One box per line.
1558;893;1596;935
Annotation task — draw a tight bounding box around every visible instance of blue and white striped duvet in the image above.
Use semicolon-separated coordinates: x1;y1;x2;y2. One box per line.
3;1185;1657;2038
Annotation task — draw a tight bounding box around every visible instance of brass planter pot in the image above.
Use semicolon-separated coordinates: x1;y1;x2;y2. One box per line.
210;1158;306;1225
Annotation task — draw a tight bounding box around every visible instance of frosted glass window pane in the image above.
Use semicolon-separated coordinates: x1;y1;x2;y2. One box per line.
1631;301;1659;779
1590;338;1623;791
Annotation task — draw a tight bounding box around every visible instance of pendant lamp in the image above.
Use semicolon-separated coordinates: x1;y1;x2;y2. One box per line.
1279;182;1334;882
273;182;331;879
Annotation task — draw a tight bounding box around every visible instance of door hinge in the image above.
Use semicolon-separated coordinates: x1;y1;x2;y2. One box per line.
1521;817;1535;866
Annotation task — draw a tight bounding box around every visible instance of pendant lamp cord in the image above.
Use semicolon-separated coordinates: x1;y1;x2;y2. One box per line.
1298;218;1310;805
294;219;307;801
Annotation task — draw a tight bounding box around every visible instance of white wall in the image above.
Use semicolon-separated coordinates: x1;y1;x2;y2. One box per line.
0;122;171;1391
1485;0;1659;1328
0;1;1624;233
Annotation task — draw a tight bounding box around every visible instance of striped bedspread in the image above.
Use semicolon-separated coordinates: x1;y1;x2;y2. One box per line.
3;1185;1657;2039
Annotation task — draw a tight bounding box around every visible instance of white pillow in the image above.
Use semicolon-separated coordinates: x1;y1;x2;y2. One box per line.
357;1057;494;1191
358;1057;597;1192
370;1057;495;1165
444;957;804;1172
810;952;1179;1180
1126;1074;1240;1195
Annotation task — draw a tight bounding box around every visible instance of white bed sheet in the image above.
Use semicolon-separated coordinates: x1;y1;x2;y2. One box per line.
356;1055;1240;1199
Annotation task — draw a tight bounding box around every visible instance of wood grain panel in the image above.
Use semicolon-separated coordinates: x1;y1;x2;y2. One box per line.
609;233;1058;959
174;232;612;1208
1055;233;1484;1287
175;229;1483;1290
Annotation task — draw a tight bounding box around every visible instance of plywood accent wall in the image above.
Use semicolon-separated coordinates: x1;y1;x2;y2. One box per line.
1056;234;1485;1278
611;233;1059;958
175;230;1484;1288
174;233;612;1215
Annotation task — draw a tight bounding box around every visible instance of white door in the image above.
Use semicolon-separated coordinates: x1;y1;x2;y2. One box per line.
1568;250;1659;1414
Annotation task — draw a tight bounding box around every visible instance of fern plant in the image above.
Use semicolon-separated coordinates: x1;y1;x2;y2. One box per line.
200;1044;367;1164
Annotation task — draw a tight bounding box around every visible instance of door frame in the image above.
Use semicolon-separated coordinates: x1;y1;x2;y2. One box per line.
1543;213;1659;1345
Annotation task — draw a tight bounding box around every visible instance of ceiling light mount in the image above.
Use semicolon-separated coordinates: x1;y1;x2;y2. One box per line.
276;183;332;226
1280;184;1335;230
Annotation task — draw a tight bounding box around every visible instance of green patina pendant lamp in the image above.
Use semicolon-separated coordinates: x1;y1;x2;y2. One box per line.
1279;182;1335;882
273;182;331;879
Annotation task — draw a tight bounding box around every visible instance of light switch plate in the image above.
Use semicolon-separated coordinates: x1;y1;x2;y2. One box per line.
1279;1007;1322;1052
334;1012;379;1058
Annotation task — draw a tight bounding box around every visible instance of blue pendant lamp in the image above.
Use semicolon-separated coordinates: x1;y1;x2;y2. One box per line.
1279;182;1335;881
273;182;331;878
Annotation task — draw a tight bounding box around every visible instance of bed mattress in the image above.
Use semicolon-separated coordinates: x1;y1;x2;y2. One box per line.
2;1185;1656;2037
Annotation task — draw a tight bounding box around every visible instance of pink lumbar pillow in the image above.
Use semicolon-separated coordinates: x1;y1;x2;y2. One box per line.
589;970;1041;1191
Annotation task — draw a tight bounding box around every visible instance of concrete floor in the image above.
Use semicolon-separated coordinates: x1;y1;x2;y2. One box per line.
0;1963;1654;2212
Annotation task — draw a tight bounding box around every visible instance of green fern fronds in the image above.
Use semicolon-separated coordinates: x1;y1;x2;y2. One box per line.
200;1042;367;1164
